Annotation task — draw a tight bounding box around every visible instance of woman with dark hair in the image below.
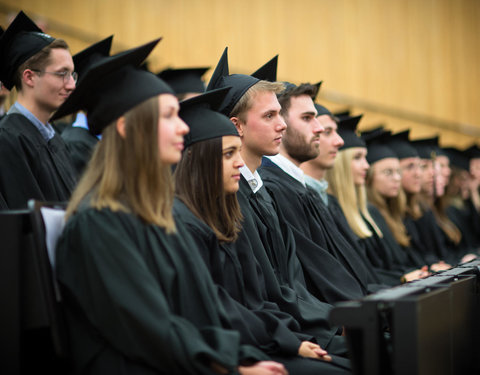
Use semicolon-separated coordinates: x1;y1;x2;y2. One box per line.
53;41;287;375
174;88;351;375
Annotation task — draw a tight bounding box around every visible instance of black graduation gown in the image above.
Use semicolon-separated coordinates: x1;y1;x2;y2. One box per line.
237;177;349;356
368;204;425;271
258;159;367;300
61;125;99;179
0;113;76;209
326;194;400;288
56;206;268;375
173;199;351;374
408;209;460;266
447;199;480;255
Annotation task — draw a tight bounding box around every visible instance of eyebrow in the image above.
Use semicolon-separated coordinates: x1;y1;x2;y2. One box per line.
301;111;317;116
223;145;239;152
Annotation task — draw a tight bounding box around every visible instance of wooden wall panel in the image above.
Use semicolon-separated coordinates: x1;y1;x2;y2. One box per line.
1;0;479;147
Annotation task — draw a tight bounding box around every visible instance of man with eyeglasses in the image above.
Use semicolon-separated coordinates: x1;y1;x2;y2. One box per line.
0;11;77;208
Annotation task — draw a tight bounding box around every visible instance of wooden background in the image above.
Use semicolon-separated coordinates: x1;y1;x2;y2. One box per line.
1;0;479;147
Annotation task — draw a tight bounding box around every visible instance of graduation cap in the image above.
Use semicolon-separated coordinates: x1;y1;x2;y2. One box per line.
180;87;238;148
314;103;332;117
360;126;385;143
464;144;480;160
158;67;209;95
362;128;397;164
206;47;278;116
51;38;173;135
337;114;365;150
442;147;469;171
311;81;323;101
334;109;351;121
73;35;113;81
387;130;419;159
410;136;440;160
0;11;56;90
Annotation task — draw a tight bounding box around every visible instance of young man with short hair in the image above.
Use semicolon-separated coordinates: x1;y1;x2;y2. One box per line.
0;11;77;208
207;48;353;361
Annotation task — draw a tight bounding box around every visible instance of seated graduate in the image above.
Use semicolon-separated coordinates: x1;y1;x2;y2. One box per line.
205;47;350;357
257;82;378;298
60;36;113;179
467;145;480;215
173;87;351;374
443;146;480;255
363;128;431;281
325;119;426;285
385;132;453;270
410;136;476;265
54;40;288;375
0;11;77;209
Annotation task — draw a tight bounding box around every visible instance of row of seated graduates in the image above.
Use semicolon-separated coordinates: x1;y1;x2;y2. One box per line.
2;11;480;375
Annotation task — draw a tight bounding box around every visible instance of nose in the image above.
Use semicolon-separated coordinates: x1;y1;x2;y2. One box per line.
235;154;245;168
335;133;345;148
177;117;189;135
65;75;76;90
312;117;324;135
277;114;287;132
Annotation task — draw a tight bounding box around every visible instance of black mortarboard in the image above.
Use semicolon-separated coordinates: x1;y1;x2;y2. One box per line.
387;130;419;159
206;47;278;116
315;103;332;117
410;136;440;160
334;109;351;121
0;11;55;90
50;38;173;135
73;35;113;80
443;147;469;171
311;81;323;101
180;87;238;148
338;114;365;150
464;144;480;160
251;55;278;82
360;126;385;143
363;128;397;164
158;67;209;95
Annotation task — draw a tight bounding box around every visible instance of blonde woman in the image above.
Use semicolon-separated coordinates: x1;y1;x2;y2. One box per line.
327;123;428;283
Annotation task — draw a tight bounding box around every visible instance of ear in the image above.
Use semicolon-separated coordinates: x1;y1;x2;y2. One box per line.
116;116;126;138
230;116;244;137
22;69;36;89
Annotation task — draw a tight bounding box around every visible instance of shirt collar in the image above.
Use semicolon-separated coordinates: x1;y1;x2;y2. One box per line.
72;112;89;129
72;112;102;140
266;154;306;187
304;175;329;205
240;165;264;193
8;101;56;141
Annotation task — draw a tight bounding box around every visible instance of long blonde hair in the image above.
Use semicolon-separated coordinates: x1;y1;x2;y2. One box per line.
366;166;411;247
326;148;382;239
66;96;176;232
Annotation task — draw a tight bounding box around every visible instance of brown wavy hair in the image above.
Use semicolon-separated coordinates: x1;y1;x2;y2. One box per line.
66;95;176;232
174;137;243;243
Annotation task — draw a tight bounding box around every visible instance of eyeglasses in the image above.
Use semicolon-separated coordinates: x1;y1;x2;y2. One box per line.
31;69;78;84
379;168;402;177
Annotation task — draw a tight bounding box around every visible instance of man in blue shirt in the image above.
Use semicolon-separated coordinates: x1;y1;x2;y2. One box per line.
0;11;77;208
